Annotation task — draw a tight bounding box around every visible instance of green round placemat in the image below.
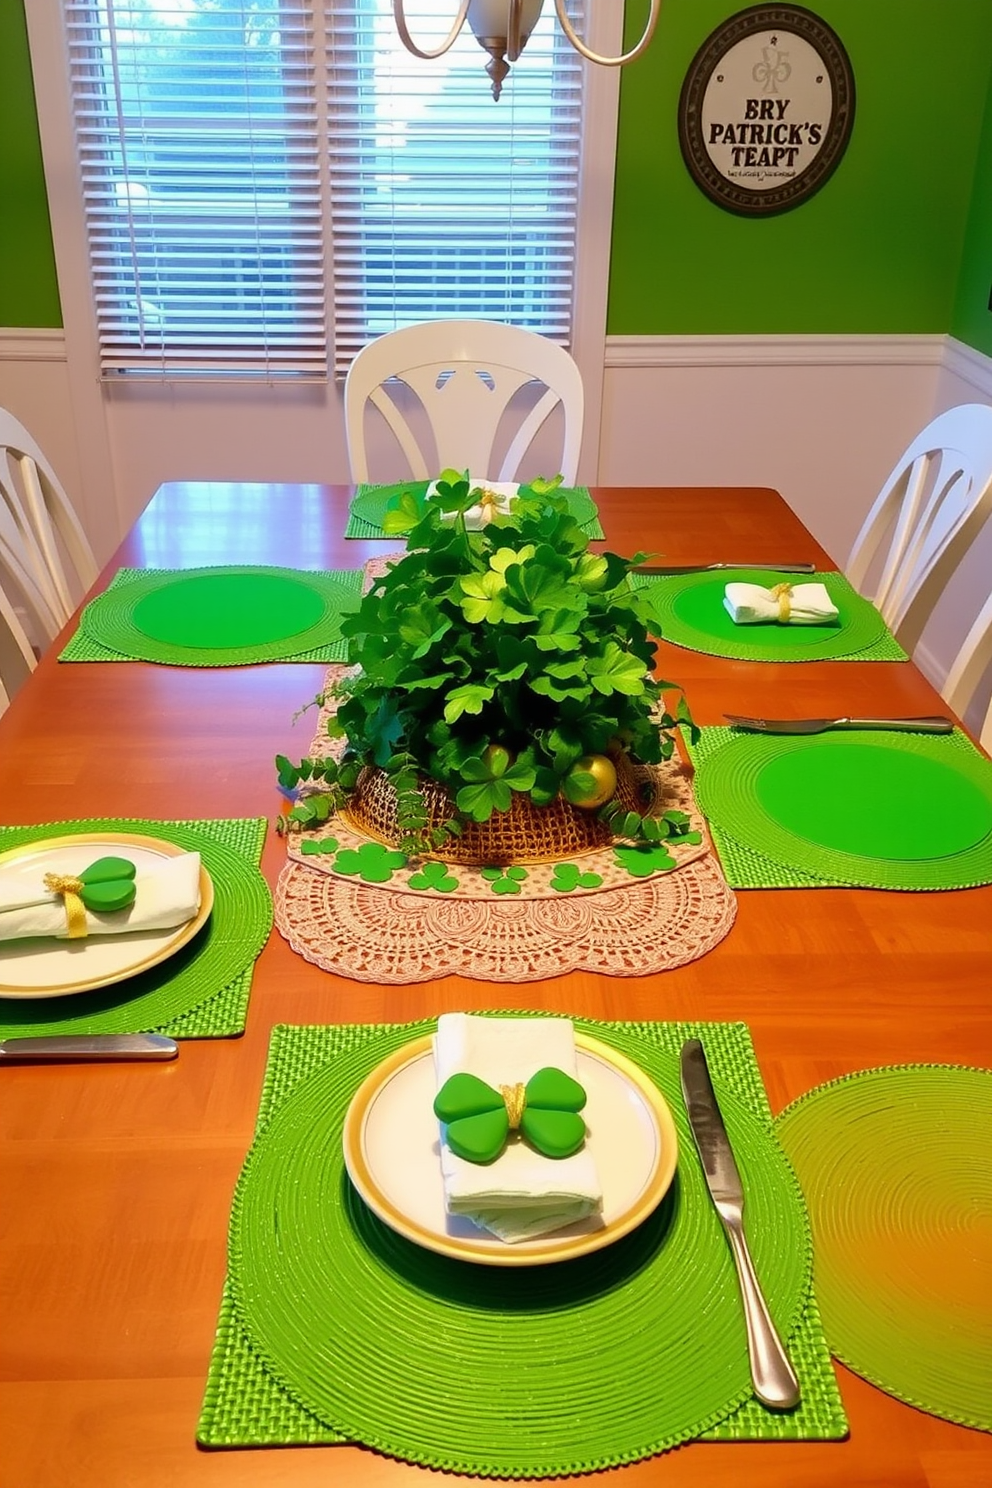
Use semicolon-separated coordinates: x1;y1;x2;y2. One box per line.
0;819;271;1036
132;572;326;648
776;1065;992;1433
83;566;355;664
647;570;886;661
229;1022;811;1478
693;731;992;890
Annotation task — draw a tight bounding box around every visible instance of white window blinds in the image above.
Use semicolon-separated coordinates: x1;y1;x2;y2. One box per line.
65;0;325;377
326;3;584;374
63;1;584;378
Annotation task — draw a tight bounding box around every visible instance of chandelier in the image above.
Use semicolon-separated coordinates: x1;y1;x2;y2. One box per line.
392;1;661;101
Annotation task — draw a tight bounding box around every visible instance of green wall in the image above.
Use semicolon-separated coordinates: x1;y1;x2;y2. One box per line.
952;68;992;356
0;0;61;326
3;0;992;348
609;0;992;336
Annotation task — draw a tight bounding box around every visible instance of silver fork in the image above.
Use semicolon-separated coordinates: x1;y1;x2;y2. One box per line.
724;713;955;735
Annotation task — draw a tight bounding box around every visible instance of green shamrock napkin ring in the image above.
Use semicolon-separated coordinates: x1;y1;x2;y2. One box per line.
433;1066;588;1163
39;856;137;938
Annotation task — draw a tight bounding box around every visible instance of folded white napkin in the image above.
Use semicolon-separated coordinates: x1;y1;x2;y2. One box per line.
431;479;517;530
0;852;202;943
723;581;839;625
433;1012;603;1243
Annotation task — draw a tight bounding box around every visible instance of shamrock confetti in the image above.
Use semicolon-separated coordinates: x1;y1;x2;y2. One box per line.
614;843;677;877
549;862;604;893
480;864;529;895
333;841;407;883
299;836;340;856
407;860;460;893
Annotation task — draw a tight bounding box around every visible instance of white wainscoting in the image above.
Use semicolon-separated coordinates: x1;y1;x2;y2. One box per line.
3;327;990;707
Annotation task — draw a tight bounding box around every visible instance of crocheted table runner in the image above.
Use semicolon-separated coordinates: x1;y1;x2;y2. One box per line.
632;569;906;661
776;1064;992;1433
59;566;363;665
344;481;605;538
198;1016;847;1473
0;817;270;1038
687;726;992;890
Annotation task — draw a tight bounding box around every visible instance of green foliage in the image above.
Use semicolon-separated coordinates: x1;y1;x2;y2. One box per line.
278;474;693;847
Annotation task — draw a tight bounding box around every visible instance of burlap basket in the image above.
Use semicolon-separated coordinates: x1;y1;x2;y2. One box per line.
342;754;648;865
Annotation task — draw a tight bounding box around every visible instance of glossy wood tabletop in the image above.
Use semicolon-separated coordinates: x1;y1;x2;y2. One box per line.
1;483;989;1488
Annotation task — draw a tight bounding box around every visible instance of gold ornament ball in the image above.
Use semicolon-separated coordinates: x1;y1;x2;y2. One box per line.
565;754;618;810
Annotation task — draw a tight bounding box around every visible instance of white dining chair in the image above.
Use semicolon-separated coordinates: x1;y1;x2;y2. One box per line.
942;589;992;753
0;406;98;647
344;320;584;485
0;580;37;714
845;403;992;653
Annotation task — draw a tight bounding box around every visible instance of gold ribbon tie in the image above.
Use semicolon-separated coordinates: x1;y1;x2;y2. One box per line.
43;872;89;939
499;1081;527;1129
770;582;793;623
477;488;503;521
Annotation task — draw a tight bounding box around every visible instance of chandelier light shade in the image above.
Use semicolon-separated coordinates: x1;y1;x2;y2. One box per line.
392;0;662;99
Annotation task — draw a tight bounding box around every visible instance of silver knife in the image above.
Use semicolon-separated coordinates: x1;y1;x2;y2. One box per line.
680;1038;801;1409
0;1032;178;1063
635;562;817;576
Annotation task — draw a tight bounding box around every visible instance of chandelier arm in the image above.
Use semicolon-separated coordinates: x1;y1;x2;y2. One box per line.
392;0;472;60
552;0;661;65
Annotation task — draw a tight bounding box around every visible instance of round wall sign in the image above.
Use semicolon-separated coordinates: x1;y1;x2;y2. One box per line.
678;5;855;216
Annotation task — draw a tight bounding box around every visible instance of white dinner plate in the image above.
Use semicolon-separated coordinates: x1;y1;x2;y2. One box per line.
342;1031;678;1266
0;833;213;998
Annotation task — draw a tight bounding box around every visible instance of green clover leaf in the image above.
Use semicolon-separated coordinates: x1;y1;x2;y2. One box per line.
490;544;535;575
333;842;408;883
407;860;459;892
479;864;529;894
549;861;604;892
457;570;507;624
382;488;428;534
586;641;648;697
613;843;677;877
443;682;495;725
299;835;340;856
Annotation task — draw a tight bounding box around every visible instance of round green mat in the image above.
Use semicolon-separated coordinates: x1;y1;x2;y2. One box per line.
693;731;992;889
132;572;326;648
0;819;271;1035
647;569;886;661
83;567;353;663
776;1065;992;1433
229;1022;811;1478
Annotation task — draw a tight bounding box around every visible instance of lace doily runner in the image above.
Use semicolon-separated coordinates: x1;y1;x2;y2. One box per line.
276;854;736;983
274;662;736;982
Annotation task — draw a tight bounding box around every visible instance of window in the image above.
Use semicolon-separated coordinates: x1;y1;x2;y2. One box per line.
63;0;585;378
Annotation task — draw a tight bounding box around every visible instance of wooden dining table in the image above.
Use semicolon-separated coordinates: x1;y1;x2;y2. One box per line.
1;480;989;1488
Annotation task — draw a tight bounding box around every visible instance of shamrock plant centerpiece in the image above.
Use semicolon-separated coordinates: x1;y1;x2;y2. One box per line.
277;473;696;864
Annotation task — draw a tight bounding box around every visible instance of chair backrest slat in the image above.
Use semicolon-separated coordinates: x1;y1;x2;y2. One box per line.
0;408;98;647
344;320;584;485
846;404;992;653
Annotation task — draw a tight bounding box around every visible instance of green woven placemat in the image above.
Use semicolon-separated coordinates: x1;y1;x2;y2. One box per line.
59;566;363;665
631;569;906;661
687;726;992;890
0;817;271;1038
198;1017;847;1472
345;481;605;539
776;1064;992;1433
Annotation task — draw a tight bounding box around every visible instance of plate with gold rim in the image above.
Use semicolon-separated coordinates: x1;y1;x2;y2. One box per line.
0;833;214;998
342;1031;678;1266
